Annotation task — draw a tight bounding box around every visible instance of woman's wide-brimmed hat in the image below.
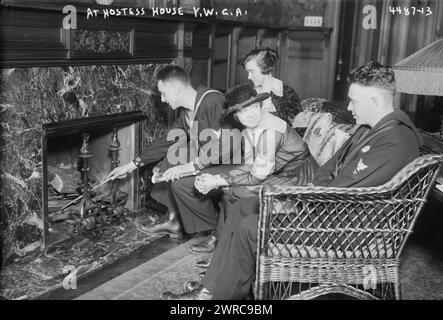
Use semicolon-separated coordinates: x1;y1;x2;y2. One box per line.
223;83;270;118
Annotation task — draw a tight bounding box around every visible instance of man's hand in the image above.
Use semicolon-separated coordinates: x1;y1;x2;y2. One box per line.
152;166;160;175
195;174;224;194
163;163;195;182
106;162;137;181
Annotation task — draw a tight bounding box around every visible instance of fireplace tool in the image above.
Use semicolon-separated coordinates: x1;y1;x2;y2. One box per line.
98;127;128;222
67;133;101;234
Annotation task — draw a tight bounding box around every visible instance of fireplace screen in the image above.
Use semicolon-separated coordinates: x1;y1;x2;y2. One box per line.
41;111;146;246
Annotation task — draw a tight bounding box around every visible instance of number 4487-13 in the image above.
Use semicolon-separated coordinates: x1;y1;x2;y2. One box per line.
389;6;432;16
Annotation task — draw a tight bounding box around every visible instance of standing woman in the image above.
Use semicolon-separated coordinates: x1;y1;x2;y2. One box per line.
242;48;302;124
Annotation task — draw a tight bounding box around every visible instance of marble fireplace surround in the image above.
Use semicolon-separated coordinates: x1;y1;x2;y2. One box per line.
0;59;183;299
0;63;172;267
0;3;198;298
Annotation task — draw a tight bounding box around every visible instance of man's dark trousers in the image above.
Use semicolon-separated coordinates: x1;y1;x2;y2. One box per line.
169;164;241;235
203;197;259;299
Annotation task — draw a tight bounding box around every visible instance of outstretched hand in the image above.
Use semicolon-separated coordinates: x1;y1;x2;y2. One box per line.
106;162;137;181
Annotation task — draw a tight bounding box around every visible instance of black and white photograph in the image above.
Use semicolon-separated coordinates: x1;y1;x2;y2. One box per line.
0;0;442;304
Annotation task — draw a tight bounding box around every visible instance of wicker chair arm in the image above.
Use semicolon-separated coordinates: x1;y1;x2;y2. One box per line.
263;183;391;197
262;154;443;197
261;185;416;207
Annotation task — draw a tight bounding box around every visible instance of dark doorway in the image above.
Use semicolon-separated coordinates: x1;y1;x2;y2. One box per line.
333;0;358;101
333;0;384;101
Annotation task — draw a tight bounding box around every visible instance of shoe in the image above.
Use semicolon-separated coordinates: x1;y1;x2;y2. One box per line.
162;285;213;300
196;255;212;268
137;214;183;238
189;234;217;253
183;280;201;293
138;212;160;226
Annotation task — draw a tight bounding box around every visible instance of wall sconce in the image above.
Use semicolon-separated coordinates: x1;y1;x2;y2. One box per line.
95;0;114;5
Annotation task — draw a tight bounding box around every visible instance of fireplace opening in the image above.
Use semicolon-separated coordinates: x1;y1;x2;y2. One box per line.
42;111;146;247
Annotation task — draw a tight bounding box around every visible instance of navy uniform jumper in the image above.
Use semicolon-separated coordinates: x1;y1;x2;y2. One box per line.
137;86;237;234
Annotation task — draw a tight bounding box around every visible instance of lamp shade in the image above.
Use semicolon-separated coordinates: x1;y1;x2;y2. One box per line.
393;39;443;96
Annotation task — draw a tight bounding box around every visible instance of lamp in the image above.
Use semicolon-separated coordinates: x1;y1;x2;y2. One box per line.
394;39;443;151
393;39;443;96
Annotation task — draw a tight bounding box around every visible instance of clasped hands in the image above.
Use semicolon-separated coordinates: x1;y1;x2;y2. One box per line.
195;174;224;195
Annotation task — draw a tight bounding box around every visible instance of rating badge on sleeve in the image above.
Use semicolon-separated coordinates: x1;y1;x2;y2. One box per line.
353;158;368;175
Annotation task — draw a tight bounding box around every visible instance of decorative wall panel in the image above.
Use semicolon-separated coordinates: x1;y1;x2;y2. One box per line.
64;29;134;58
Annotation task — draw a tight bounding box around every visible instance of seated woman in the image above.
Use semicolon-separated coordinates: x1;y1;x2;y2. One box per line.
194;82;317;200
242;47;302;124
162;82;318;300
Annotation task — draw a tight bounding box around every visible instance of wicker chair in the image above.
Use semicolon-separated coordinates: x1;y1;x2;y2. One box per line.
254;154;443;300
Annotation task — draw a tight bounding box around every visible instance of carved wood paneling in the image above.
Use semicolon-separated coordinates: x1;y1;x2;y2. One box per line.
64;29;133;58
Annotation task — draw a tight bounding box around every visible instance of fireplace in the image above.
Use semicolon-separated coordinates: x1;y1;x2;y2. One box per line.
41;111;146;246
0;1;190;299
0;63;171;300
